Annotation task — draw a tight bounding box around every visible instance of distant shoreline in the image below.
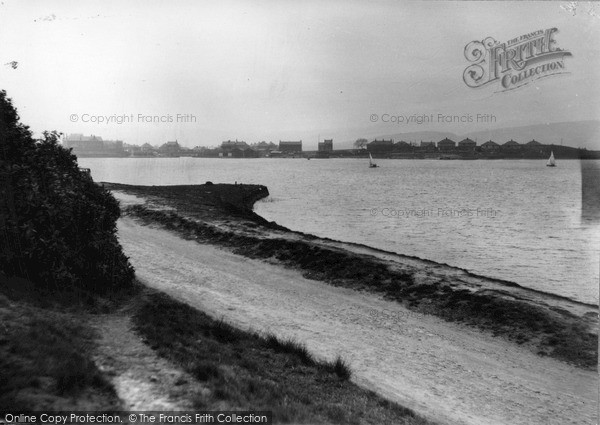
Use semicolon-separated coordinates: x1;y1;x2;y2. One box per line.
79;152;600;159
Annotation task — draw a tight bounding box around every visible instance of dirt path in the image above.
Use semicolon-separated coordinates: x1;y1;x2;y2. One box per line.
116;217;598;425
92;311;206;410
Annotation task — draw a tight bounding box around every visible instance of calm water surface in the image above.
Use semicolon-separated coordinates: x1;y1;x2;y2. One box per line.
80;157;599;304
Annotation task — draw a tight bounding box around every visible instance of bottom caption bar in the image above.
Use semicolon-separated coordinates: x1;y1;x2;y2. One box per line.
1;412;273;425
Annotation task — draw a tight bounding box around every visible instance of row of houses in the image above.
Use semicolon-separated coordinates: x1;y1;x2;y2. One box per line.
216;140;303;157
122;139;333;158
66;133;563;159
367;137;546;153
121;140;193;157
64;136;308;158
63;134;178;157
218;139;333;157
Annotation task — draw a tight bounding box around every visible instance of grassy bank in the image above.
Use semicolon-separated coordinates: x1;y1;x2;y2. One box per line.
132;288;433;424
108;183;597;369
0;277;434;424
0;277;122;410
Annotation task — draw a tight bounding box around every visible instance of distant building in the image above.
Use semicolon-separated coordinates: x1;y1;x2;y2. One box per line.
194;146;220;157
522;139;546;157
159;140;181;156
526;139;542;147
437;138;456;151
252;141;277;157
141;143;155;153
503;139;521;150
418;140;435;152
524;140;544;156
219;140;257;158
63;134;126;157
123;143;140;155
393;141;411;151
221;140;249;150
279;141;302;153
64;134;102;151
367;139;394;153
458;138;477;150
481;140;500;151
318;139;333;152
124;143;156;157
179;146;194;157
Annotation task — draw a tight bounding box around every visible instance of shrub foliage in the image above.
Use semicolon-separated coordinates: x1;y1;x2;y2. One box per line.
0;90;134;292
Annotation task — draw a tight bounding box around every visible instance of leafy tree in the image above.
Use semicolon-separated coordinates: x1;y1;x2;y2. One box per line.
354;138;368;149
0;90;134;293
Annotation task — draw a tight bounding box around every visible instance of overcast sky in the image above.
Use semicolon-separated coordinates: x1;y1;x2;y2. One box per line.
1;1;599;148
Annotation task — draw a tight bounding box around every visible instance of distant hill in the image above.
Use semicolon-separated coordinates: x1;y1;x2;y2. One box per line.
339;120;600;150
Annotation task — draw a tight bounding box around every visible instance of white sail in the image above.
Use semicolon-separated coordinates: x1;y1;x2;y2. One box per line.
546;151;556;167
369;153;377;167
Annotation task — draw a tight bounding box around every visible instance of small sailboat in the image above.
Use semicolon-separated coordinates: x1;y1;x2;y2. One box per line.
546;151;556;167
369;153;378;168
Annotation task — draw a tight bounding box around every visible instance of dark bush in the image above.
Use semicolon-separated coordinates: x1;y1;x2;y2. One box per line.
0;90;134;292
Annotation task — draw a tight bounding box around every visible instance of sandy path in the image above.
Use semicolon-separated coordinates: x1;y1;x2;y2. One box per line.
92;312;206;410
117;218;598;425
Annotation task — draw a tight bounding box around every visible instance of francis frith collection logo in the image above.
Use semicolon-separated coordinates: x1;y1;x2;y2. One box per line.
463;28;572;91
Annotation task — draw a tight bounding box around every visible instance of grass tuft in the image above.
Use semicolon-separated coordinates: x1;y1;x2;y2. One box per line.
325;355;352;380
264;334;315;365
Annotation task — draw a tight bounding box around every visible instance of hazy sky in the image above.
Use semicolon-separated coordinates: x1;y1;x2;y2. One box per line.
1;1;599;148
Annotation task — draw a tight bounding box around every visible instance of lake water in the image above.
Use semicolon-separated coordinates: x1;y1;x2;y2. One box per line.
80;157;600;305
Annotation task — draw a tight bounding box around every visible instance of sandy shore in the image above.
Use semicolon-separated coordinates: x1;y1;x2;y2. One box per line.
103;184;598;424
115;216;597;425
105;183;598;368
